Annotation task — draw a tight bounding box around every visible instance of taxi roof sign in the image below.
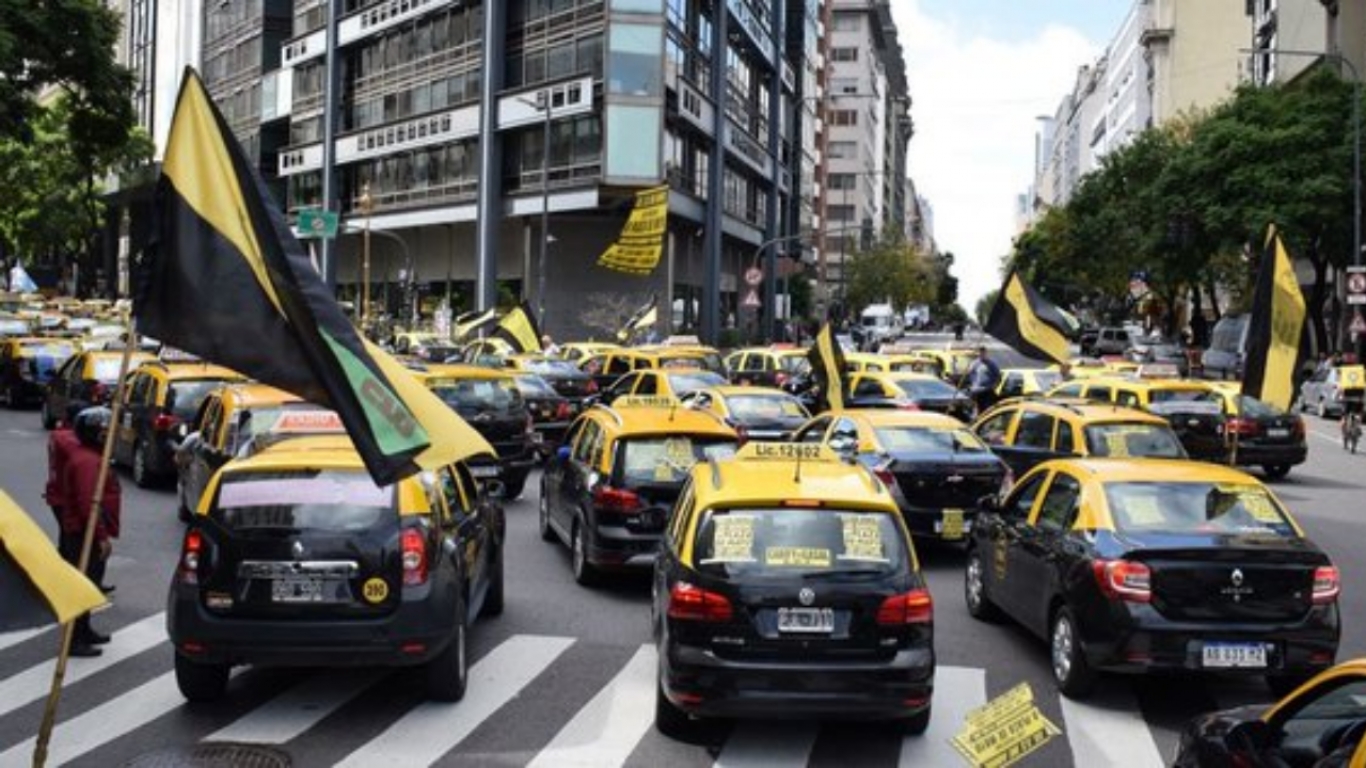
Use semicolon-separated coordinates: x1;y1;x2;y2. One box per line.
612;395;680;409
269;410;345;434
734;442;843;463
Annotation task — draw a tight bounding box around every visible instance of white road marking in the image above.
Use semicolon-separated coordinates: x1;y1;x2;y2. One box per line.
898;665;986;767
205;669;385;744
527;644;657;768
0;612;165;718
1060;690;1166;768
714;721;818;767
334;634;575;768
0;627;48;653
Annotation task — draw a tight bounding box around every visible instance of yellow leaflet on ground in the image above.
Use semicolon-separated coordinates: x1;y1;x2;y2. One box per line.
703;514;755;563
765;547;832;568
841;514;884;561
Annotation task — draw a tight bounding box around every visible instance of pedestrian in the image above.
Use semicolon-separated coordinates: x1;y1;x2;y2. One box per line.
44;402;85;528
965;346;1001;414
540;334;561;356
59;406;121;657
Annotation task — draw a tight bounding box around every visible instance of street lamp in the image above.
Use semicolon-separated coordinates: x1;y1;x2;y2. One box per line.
359;182;374;329
515;91;553;328
1243;47;1361;355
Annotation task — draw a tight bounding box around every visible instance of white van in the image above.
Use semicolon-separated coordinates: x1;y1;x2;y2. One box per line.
1201;314;1250;380
860;304;903;346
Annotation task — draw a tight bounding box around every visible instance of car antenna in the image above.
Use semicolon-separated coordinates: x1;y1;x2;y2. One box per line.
794;446;804;482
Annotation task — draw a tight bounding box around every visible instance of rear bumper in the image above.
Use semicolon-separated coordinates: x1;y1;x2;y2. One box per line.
588;521;663;569
1233;442;1308;467
661;641;934;721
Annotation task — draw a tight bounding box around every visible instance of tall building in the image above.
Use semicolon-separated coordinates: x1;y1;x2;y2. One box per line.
1248;0;1366;87
1033;61;1105;210
1141;0;1245;125
1093;0;1151;161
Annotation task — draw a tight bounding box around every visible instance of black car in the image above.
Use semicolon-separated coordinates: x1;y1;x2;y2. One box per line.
168;436;505;703
847;372;976;422
41;349;154;428
0;337;75;408
511;372;574;455
111;361;247;487
653;448;934;739
966;458;1340;699
418;364;538;500
513;358;598;405
680;386;810;441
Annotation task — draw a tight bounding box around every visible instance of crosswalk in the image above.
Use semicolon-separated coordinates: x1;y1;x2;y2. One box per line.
0;619;1260;767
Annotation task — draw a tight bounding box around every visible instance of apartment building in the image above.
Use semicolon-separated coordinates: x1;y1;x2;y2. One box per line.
1141;0;1245;125
1248;0;1366;87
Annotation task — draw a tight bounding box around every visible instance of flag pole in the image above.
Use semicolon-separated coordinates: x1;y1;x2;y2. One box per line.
33;309;138;768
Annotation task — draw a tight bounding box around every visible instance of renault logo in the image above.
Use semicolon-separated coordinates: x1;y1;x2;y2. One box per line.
798;588;815;606
1231;568;1244;587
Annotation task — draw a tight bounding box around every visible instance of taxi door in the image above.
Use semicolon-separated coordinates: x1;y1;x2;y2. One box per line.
1012;472;1083;637
436;465;488;616
986;471;1048;624
115;371;155;466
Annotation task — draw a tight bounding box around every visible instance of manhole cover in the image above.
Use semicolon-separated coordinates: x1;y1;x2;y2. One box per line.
123;743;291;768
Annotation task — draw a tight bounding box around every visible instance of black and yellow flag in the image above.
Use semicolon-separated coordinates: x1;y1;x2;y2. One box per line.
616;294;658;342
495;301;543;353
808;323;848;412
452;308;499;342
135;69;492;485
1242;227;1306;411
985;269;1073;364
0;490;105;632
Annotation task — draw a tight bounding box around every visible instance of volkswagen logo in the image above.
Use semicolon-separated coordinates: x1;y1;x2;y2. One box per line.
1231;568;1244;587
292;541;305;560
798;588;815;606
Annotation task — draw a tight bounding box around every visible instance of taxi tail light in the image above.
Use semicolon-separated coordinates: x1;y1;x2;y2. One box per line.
877;588;934;626
401;528;428;586
667;582;733;623
1224;417;1260;437
178;529;204;585
555;401;572;420
593;485;642;514
153;413;181;432
1312;566;1341;604
872;460;897;489
1093;559;1152;603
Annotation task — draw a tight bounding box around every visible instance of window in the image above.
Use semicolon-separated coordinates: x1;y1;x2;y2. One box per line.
830;47;858;62
606;105;662;178
827;141;857;159
1003;473;1046;521
1035;474;1080;531
827;173;856;190
831;15;860;32
1015;412;1055;449
609;23;663;96
572;420;601;463
1055;423;1075;453
828;109;857;126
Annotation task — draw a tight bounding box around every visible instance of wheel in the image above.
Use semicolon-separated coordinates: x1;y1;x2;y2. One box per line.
1262;465;1291;481
538;481;556;542
40;400;55;430
481;551;504;617
655;680;697;740
1050;606;1096;699
1266;671;1315;698
964;549;1004;622
571;517;598;587
174;652;229;702
131;441;155;488
501;472;527;502
900;705;932;736
425;597;468;702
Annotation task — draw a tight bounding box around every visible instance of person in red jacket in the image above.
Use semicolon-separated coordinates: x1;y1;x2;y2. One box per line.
44;405;82;526
60;406;121;657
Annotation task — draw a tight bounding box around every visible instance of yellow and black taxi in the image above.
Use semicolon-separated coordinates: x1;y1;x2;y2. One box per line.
680;385;810;442
0;336;76;408
508;371;574;453
966;458;1339;699
112;359;247;487
1175;657;1366;768
1187;382;1308;480
794;409;1008;542
500;353;598;404
579;347;721;392
637;336;727;374
972;397;1187;477
557;341;621;365
652;442;934;738
995;368;1064;400
40;348;156;428
539;396;739;585
413;363;538;499
456;336;517;366
846;370;976;422
842;351;888;373
598;366;728;407
167;434;504;703
723;345;810;388
1048;374;1216;410
176;383;329;520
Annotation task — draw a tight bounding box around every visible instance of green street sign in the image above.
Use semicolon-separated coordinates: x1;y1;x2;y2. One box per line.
297;209;340;239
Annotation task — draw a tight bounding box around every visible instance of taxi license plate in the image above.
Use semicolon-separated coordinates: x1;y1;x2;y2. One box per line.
469;464;500;479
1202;642;1266;668
1267;428;1290;439
940;509;965;540
271;576;323;603
777;607;834;634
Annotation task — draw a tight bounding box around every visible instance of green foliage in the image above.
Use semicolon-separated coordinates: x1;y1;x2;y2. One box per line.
787;268;814;321
845;235;934;314
974;289;1000;326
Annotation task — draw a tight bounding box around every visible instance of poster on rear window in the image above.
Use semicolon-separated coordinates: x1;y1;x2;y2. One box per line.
702;515;756;564
840;514;887;562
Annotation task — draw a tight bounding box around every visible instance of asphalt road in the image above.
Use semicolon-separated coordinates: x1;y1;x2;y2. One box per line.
2;364;1365;766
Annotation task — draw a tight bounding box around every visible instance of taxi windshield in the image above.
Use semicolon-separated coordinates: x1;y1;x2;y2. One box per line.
725;394;807;420
666;370;727;395
891;377;959;399
429;377;524;414
211;469;396;532
875;426;989;454
92;357;127;382
514;374;557;396
1149;388;1219;405
19;341;73;358
1104;481;1296;536
1083;423;1185;458
234;404;326;453
693;508;909;579
616;436;736;485
523;359;580;375
167;380;228;420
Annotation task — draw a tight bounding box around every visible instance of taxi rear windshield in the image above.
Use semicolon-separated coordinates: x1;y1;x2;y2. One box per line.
693;508;910;578
1104;481;1296;536
168;380;228;420
1083;423;1185;458
429;378;524;414
615;436;736;485
725;394;807;420
875;426;990;454
1148;389;1220;405
891;377;959;400
211;470;396;532
666;371;726;394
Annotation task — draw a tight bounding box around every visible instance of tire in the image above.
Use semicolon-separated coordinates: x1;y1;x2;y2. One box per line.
40;400;55;430
1266;671;1315;699
538;481;556;542
132;441;155;488
964;549;1004;622
174;653;229;702
425;596;468;702
502;471;527;502
571;517;598;587
1263;465;1291;481
1050;606;1096;699
481;551;504;617
655;680;697;740
900;705;932;736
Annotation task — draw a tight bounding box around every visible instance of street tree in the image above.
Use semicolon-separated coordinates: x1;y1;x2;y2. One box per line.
845;235;935;314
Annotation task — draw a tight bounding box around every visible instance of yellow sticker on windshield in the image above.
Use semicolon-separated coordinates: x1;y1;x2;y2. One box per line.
653;463;674;482
841;515;885;561
704;515;756;563
765;547;832;568
1122;496;1165;526
664;437;694;468
1103;432;1131;457
1239;493;1282;523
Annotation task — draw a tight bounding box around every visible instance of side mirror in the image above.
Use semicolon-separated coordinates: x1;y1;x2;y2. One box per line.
829;436;857;457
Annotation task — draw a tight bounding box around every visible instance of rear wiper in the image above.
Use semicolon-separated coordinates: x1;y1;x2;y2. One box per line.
800;568;886;580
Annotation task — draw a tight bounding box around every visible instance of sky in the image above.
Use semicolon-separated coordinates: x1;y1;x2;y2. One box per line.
888;0;1132;312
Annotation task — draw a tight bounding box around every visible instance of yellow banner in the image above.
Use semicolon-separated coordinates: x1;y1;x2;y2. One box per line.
598;185;669;275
